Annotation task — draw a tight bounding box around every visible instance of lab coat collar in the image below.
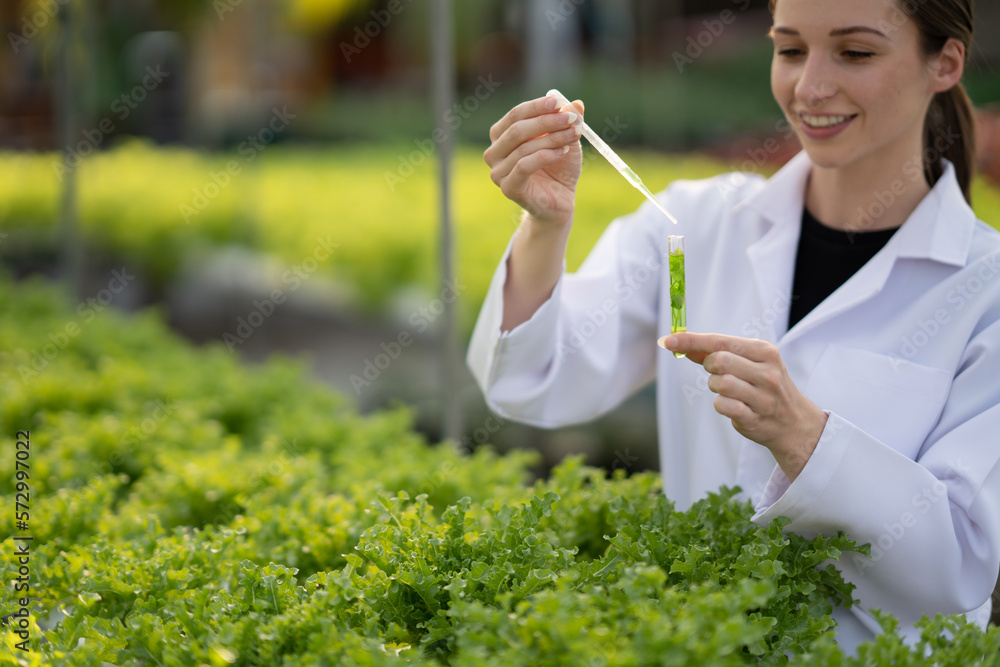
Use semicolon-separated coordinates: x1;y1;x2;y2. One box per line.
891;158;975;268
732;152;976;345
735;149;812;232
735;151;975;267
733;151;812;342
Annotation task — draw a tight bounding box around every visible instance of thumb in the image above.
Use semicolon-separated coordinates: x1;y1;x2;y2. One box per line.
572;99;585;115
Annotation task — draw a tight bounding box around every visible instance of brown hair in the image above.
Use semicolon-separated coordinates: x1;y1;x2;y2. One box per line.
769;0;977;204
909;0;976;203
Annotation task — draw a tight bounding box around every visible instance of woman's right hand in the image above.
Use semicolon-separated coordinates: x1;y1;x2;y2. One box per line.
484;95;585;227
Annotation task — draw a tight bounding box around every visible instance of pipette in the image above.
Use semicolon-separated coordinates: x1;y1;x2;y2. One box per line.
547;88;679;225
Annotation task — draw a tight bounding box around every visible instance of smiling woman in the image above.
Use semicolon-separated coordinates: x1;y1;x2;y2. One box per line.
470;0;1000;655
768;0;974;232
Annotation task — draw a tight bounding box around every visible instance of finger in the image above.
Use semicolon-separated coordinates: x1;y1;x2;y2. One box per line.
486;108;581;171
702;350;756;380
706;371;758;408
705;350;785;400
658;334;708;364
657;340;709;365
489;96;557;144
713;395;753;422
489;124;582;187
557;100;586;124
658;332;774;363
490;97;576;159
657;333;705;364
497;146;576;198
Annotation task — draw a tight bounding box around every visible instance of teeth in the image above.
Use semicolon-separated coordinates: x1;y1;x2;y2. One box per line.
801;114;852;128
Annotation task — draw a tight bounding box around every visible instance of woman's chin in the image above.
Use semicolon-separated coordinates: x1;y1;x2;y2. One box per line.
799;145;855;171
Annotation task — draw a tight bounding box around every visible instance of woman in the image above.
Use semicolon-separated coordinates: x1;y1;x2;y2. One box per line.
467;0;1000;651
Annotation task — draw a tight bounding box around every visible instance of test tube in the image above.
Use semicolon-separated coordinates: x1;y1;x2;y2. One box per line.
668;236;686;359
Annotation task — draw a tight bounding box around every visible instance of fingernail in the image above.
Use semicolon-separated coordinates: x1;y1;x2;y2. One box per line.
562;112;578;125
657;336;678;350
573;123;583;135
544;96;558;110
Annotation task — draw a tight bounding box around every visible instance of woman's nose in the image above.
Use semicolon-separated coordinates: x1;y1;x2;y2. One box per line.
795;56;837;110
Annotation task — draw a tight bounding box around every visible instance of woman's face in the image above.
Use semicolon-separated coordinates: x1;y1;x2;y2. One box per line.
770;0;937;173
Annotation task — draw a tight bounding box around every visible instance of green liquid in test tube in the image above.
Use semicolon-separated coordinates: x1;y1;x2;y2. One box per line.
668;236;686;359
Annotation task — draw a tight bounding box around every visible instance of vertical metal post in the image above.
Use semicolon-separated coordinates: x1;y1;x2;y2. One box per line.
57;0;82;300
431;0;461;444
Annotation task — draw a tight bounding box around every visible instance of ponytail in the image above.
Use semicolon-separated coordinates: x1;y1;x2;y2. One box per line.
909;0;976;204
924;83;977;204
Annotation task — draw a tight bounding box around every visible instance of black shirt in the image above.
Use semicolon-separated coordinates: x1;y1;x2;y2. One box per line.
788;208;899;330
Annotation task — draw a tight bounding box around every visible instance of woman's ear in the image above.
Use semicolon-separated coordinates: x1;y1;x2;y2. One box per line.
930;37;965;93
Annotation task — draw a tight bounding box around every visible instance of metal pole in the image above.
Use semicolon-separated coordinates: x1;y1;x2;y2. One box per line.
430;0;461;445
57;0;82;300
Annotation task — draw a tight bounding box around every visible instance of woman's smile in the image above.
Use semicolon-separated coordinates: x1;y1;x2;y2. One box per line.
797;112;858;139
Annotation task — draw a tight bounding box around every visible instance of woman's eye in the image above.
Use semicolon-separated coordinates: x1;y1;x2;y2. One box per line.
777;48;804;58
844;50;875;60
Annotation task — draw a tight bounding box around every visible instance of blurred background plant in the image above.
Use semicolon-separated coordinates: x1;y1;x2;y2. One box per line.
1;0;999;474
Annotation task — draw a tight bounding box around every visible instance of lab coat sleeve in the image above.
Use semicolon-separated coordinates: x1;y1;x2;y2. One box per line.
466;203;665;428
752;312;1000;624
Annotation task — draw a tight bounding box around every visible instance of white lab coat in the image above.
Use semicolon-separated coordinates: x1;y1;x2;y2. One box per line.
466;151;1000;650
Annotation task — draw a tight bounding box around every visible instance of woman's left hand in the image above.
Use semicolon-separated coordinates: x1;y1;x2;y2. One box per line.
658;332;828;482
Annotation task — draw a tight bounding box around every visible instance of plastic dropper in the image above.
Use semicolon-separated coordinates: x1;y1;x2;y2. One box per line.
547;88;679;225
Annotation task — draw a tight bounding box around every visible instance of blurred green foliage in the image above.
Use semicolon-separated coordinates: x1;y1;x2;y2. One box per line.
3;277;1000;665
0;141;998;335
